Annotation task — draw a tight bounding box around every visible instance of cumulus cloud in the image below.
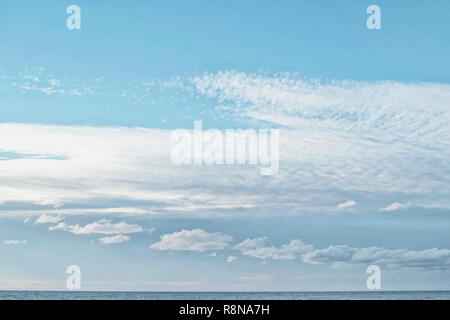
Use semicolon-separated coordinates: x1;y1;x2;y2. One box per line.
380;202;412;212
150;229;233;252
337;200;358;208
4;240;26;245
235;237;313;260
35;214;63;224
302;245;450;270
232;236;450;271
148;228;450;271
301;245;355;264
99;234;130;244
48;219;143;235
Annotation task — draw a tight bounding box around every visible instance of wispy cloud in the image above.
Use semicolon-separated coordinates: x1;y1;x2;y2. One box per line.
380;202;412;212
192;71;450;150
337;200;358;209
99;234;130;244
35;214;63;224
1;67;93;96
4;240;26;245
0;71;449;220
49;219;143;235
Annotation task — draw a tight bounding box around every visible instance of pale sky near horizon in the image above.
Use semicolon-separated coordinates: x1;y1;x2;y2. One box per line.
0;0;450;291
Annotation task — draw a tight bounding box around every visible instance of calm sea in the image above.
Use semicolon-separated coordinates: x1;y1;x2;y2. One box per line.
0;291;449;300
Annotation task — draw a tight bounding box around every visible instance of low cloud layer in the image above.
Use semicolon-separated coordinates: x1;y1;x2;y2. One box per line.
236;237;450;271
303;245;450;271
150;230;450;271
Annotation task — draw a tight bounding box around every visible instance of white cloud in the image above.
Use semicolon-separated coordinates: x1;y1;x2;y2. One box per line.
0;123;272;218
35;214;63;224
4;240;26;245
380;202;412;212
232;236;450;270
0;70;449;220
337;200;358;208
190;71;450;208
235;237;313;260
302;245;450;270
192;71;450;151
48;222;66;231
234;237;268;250
301;245;355;265
227;256;237;263
0;120;446;219
48;219;143;235
150;229;233;252
99;234;130;244
6;68;91;96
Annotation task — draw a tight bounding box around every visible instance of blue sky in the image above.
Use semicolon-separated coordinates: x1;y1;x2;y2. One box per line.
0;0;450;291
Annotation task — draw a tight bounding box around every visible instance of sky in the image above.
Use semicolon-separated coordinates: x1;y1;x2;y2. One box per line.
0;0;450;291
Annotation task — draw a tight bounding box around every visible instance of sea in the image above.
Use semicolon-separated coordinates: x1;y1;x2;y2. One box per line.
0;291;449;300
